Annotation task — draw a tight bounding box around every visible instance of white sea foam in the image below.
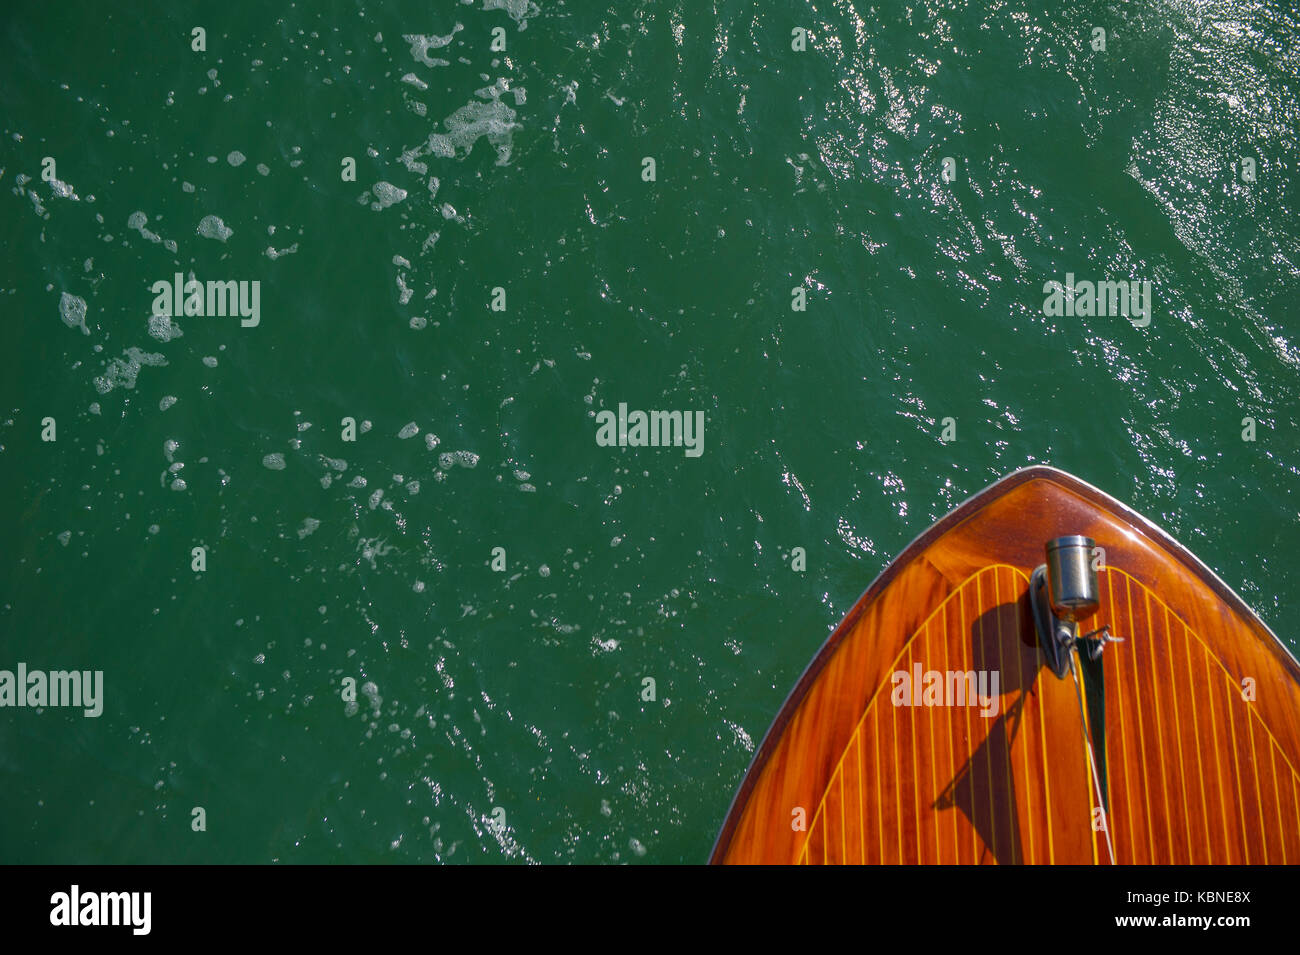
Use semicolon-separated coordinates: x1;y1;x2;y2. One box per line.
197;214;233;241
484;0;539;30
59;292;89;335
127;211;162;243
93;347;166;393
262;453;286;470
403;27;461;67
148;314;183;342
370;182;407;210
429;95;521;166
398;422;419;439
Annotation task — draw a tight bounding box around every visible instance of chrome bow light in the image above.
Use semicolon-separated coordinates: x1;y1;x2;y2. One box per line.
1030;535;1122;679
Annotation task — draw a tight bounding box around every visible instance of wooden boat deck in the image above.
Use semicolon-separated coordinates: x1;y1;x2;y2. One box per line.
712;467;1300;864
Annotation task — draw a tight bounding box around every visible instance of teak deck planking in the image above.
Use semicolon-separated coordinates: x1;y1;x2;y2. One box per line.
711;467;1300;864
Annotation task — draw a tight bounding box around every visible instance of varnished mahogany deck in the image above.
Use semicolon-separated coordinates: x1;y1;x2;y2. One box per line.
711;467;1300;864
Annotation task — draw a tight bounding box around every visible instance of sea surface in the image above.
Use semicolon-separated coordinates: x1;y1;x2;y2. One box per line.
1;0;1297;863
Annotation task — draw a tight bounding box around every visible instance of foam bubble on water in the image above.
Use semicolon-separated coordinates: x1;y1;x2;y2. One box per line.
88;402;101;415
410;316;427;330
424;433;440;450
227;150;246;167
403;27;461;67
57;530;71;546
59;292;89;335
297;518;320;539
398;422;419;439
197;214;232;241
401;73;429;91
256;163;270;176
455;450;479;468
202;355;218;367
182;181;195;193
127;211;162;243
265;243;299;260
148;314;183;342
427;92;522;166
159;395;177;411
170;477;187;491
370;182;407;211
262;453;286;470
93;347;166;393
484;0;539;29
400;147;428;175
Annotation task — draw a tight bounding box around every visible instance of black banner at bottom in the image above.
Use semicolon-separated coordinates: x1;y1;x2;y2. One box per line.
2;863;1281;941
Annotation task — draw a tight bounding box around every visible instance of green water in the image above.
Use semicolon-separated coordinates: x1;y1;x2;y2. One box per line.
1;0;1296;863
